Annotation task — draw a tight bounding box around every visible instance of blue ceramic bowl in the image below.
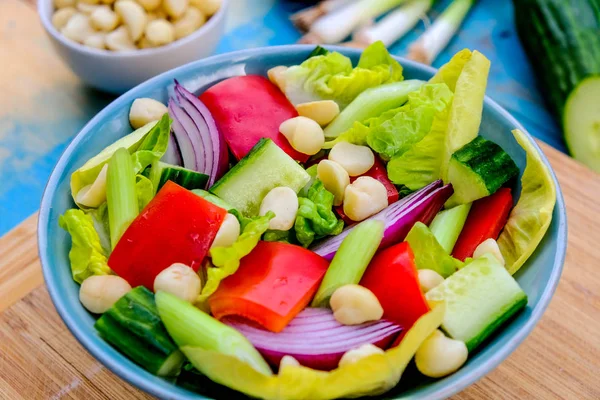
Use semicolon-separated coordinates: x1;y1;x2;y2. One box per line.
39;46;567;400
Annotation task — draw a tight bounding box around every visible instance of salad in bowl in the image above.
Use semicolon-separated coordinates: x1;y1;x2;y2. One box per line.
51;42;559;399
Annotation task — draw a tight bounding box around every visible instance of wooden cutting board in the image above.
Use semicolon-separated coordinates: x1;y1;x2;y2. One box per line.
1;142;600;400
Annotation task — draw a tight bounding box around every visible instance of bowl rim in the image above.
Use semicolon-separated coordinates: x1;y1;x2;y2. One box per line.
38;45;568;400
38;0;228;58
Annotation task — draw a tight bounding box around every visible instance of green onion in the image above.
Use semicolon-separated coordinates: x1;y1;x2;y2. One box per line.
324;79;425;140
299;0;410;44
429;203;471;253
106;147;138;249
408;0;475;65
312;219;384;307
353;0;434;47
290;0;354;32
155;291;272;375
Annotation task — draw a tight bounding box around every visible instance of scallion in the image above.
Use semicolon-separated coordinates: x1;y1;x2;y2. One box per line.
312;219;385;307
352;0;434;47
106;147;138;249
299;0;410;44
408;0;475;65
290;0;354;32
429;203;471;253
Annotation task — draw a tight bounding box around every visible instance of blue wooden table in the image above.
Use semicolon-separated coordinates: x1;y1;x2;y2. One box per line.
0;0;565;236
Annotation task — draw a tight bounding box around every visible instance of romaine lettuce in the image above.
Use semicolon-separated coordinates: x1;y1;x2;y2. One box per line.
405;222;462;278
281;41;403;109
59;209;111;283
70;114;171;205
295;180;344;247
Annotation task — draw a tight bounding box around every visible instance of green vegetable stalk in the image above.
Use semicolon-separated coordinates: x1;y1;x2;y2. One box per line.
155;291;272;375
429;203;471;253
312;220;385;307
107;147;139;249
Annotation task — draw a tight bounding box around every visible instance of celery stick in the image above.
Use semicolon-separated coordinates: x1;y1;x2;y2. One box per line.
155;291;272;375
324;80;424;139
429;203;471;253
107;147;139;249
312;220;384;307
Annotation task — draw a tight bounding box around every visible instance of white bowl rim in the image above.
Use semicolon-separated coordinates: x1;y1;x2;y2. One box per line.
38;0;228;58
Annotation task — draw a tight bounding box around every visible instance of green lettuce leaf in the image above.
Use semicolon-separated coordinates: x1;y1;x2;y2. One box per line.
263;229;293;244
178;304;445;400
281;41;403;109
70;113;171;205
429;48;473;91
498;129;556;275
198;212;275;302
405;222;462;278
59;209;112;284
295;180;344;247
437;51;491;181
135;174;154;211
387;106;449;189
366;83;453;160
90;203;111;254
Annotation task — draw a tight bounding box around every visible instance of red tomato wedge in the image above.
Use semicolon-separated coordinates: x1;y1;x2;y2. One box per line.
335;157;399;224
108;181;227;289
209;241;329;333
199;75;309;162
452;187;513;261
360;242;429;329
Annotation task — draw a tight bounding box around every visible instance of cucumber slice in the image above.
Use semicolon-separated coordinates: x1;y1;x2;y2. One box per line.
446;136;519;207
564;76;600;173
210;139;310;216
425;253;527;351
146;161;209;192
94;287;184;376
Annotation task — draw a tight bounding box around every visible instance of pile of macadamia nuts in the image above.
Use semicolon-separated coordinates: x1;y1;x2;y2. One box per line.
51;0;220;51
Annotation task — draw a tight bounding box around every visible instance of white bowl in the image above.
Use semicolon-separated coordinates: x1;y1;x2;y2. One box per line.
38;0;228;94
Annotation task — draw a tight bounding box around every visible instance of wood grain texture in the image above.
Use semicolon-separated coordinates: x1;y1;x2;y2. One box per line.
0;143;598;399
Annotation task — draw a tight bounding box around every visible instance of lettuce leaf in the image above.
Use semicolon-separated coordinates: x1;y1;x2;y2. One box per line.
366;83;453;160
295;180;344;247
198;212;274;302
135;174;154;211
387;106;449;190
405;222;462;278
438;51;491;181
281;41;403;109
59;209;111;283
498;129;556;275
179;303;445;400
70;113;171;205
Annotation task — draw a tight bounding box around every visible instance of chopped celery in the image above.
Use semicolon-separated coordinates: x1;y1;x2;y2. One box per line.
429;203;472;253
323;80;424;140
312;220;384;307
106;148;139;249
155;291;272;375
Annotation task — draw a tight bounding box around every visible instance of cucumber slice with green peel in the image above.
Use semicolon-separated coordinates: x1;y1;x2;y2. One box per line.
425;253;527;351
146;161;209;192
446;136;519;207
564;77;600;173
210;138;311;216
94;287;184;377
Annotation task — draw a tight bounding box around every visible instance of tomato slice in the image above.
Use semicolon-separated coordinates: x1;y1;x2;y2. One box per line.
209;241;329;332
108;181;227;289
200;75;309;162
360;242;429;329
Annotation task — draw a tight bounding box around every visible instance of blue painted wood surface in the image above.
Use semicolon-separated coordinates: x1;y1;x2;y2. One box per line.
0;0;565;236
